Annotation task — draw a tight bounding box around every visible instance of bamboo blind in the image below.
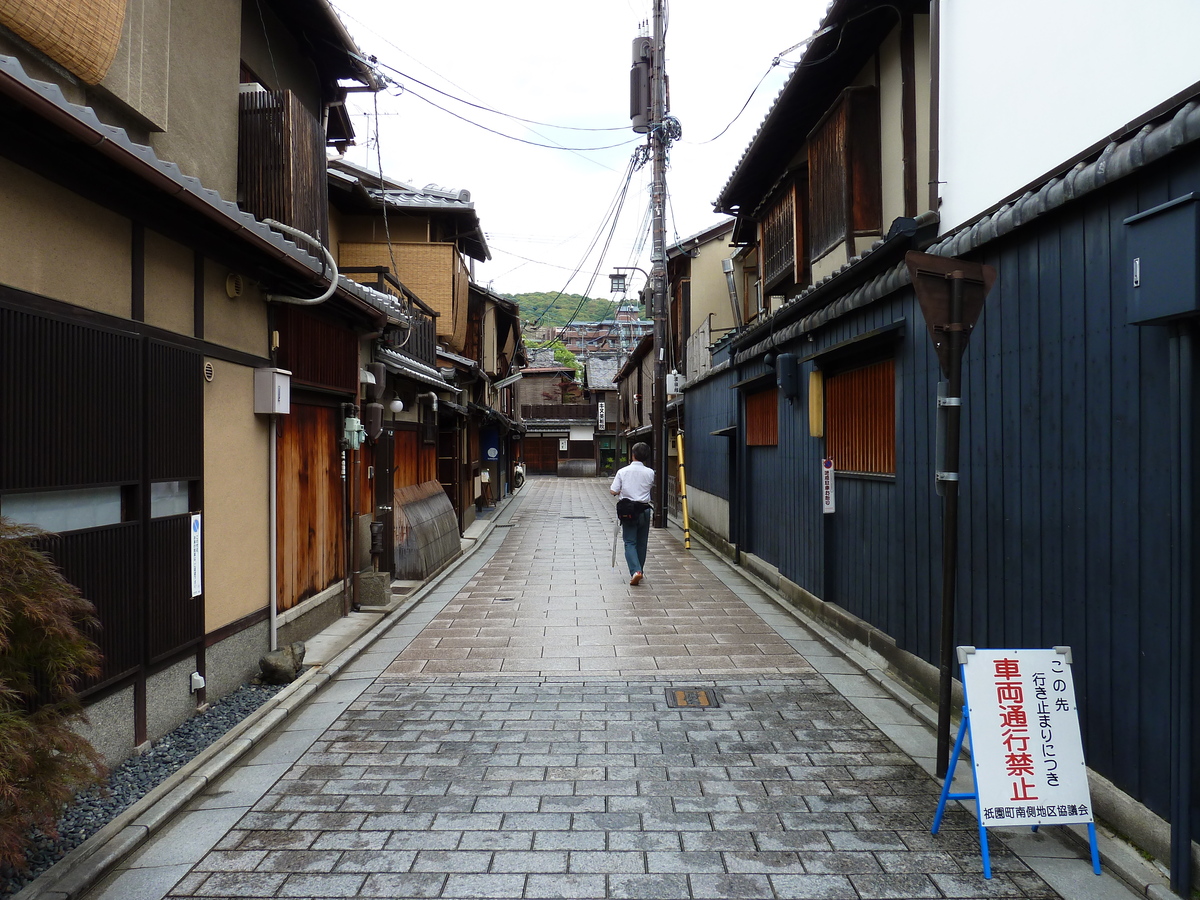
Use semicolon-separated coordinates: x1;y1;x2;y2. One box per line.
745;387;779;446
0;0;127;84
825;358;895;474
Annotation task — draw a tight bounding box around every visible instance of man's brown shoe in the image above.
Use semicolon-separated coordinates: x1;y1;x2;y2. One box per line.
630;572;643;586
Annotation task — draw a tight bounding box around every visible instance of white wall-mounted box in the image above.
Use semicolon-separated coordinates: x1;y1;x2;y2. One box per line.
254;368;291;414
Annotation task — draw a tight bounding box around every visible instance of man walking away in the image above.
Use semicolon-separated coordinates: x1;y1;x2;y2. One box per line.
610;441;654;585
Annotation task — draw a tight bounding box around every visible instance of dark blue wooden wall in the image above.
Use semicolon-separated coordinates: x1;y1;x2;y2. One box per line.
688;145;1200;822
682;368;737;500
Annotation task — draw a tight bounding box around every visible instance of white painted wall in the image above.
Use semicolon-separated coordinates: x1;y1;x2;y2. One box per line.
938;0;1200;232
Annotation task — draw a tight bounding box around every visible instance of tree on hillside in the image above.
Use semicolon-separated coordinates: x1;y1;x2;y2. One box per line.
505;292;633;329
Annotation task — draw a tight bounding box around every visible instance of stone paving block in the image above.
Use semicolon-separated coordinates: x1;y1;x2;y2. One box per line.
411;849;494;872
525;873;608;898
568;850;647;874
442;873;527;897
644;850;725;873
490;850;569;873
357;872;446;897
532;831;607;852
458;830;535;851
852;872;954;900
383;831;460;851
767;873;860;899
184;871;287;896
609;873;692;899
276;873;366;896
311;830;390;851
688;872;774;899
929;872;1031;897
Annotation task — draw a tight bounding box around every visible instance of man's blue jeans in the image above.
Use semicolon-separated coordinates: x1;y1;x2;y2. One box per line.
622;508;651;576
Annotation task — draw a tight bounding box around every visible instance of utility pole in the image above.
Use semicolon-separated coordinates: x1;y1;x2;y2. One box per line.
628;3;670;527
649;0;668;528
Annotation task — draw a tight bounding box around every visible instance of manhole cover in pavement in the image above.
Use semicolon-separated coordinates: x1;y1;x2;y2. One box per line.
665;688;722;709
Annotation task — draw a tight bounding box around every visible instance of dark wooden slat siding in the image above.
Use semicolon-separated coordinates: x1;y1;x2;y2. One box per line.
1106;185;1144;803
147;340;203;480
682;369;736;500
1082;200;1114;774
237;90;329;245
275;304;357;394
39;525;142;693
0;308;141;491
147;515;200;664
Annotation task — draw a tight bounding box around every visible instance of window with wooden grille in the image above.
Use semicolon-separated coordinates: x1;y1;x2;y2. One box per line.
808;86;882;262
762;186;795;289
825;358;894;474
745;386;779;446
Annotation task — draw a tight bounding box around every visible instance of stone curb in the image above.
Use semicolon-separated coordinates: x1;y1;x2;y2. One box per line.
674;522;1173;900
14;492;525;900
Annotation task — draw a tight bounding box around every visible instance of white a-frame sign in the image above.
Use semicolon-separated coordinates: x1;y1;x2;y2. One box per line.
932;646;1101;879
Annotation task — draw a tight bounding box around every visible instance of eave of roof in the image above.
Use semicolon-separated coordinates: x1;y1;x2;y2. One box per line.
730;96;1200;362
328;158;490;261
667;217;736;259
0;54;407;330
264;0;380;91
714;0;928;215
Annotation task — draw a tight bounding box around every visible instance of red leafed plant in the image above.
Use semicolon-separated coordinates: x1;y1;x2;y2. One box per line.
0;518;105;872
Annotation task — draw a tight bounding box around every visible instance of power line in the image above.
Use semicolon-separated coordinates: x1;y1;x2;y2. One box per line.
367;59;630;133
373;86;642;153
530;153;641;328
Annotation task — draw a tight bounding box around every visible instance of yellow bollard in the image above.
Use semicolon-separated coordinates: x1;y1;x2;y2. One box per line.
675;432;691;550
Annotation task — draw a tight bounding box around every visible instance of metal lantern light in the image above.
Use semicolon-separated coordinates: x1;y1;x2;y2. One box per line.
609;272;628;294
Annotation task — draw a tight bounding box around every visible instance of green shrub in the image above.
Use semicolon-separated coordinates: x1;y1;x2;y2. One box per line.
0;518;104;872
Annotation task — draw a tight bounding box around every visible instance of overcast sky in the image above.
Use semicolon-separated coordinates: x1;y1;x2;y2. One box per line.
329;0;828;304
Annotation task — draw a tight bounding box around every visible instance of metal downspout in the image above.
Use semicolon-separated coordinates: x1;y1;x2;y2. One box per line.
269;415;278;651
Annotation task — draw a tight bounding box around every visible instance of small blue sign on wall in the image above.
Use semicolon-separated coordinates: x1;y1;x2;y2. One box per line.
481;427;500;460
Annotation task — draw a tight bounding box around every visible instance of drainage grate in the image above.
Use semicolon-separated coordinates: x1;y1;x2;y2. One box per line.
562;516;589;519
493;597;515;603
665;688;722;709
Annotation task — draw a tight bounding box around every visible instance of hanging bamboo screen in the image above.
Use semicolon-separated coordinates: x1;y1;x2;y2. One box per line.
0;0;126;84
745;386;779;446
825;358;895;474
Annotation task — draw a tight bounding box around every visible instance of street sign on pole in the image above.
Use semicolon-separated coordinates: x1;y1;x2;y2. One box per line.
906;251;997;779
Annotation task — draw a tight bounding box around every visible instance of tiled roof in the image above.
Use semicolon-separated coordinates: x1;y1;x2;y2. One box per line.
0;54;414;328
584;357;620;391
731;97;1200;362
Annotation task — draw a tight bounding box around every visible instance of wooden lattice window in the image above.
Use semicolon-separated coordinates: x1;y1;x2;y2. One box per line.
808;86;881;261
762;186;795;290
745;387;778;446
825;358;894;474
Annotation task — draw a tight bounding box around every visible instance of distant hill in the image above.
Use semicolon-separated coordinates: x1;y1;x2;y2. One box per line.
503;292;641;328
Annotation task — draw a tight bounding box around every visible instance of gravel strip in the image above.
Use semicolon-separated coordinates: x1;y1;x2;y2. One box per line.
1;682;282;897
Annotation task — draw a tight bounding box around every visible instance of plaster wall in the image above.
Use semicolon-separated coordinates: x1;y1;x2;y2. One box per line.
205;618;268;700
939;0;1200;231
144;229;195;335
685;485;730;543
150;0;241;199
879;29;906;223
73;686;135;768
689;228;736;333
0;157;130;317
146;656;201;742
202;259;268;355
337;215;429;244
203;359;270;632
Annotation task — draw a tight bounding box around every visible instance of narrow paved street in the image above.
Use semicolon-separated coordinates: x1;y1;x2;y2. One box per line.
86;477;1123;900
